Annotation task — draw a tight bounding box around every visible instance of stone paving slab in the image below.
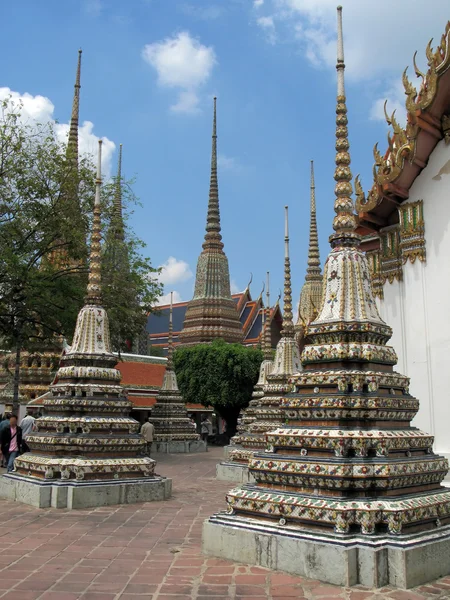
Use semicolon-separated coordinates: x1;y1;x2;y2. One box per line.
0;448;448;599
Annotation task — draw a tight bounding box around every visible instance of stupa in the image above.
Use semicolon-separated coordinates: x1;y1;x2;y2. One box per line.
203;7;450;589
1;141;172;509
150;292;206;453
179;98;243;346
217;208;301;483
295;160;323;351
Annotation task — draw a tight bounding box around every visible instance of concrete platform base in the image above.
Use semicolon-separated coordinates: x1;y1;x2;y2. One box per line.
0;473;172;509
203;514;450;589
155;440;207;454
216;461;255;484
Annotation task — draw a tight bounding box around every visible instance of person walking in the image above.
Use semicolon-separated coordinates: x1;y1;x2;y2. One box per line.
140;418;155;456
201;416;212;444
20;412;36;453
0;415;22;473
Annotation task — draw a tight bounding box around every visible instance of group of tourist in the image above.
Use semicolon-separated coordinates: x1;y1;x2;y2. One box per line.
0;412;36;472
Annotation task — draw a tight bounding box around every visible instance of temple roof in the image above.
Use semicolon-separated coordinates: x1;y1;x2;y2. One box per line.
148;290;282;354
356;21;450;233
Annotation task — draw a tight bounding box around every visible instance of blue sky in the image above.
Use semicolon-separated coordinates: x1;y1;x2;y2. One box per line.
1;0;449;310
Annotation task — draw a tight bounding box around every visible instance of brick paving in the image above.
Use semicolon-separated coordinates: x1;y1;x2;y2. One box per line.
0;447;448;599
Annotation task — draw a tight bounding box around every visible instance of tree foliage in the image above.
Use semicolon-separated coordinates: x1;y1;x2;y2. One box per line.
173;339;263;437
0;98;93;351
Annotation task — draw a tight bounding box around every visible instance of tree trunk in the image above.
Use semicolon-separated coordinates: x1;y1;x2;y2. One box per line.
216;405;242;439
12;335;22;415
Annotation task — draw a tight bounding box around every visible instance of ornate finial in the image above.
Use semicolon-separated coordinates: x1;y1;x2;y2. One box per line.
167;291;174;370
86;140;103;305
306;160;321;279
282;206;294;336
264;271;272;359
113;144;124;241
203;97;223;251
67;49;82;165
245;272;253;294
330;6;359;246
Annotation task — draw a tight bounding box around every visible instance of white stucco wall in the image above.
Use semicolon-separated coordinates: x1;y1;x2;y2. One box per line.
376;139;450;459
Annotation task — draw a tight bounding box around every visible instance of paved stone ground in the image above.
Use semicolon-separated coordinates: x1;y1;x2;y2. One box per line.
0;447;449;600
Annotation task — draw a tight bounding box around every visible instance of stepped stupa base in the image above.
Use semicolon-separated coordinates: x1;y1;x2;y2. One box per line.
203;514;450;589
216;461;254;483
155;439;207;454
0;473;172;509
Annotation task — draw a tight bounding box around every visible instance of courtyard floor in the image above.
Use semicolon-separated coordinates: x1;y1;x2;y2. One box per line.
0;447;449;600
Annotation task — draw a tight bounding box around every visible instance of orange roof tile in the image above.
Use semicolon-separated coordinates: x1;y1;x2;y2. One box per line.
117;361;166;387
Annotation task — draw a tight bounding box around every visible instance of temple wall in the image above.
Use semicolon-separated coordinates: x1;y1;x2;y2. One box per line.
376;139;450;459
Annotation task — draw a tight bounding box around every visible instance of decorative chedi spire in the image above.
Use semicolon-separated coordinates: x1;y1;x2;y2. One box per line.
179;98;243;346
112;144;125;242
228;208;301;465
149;293;202;451
13;141;169;499
296;160;323;343
264;272;273;361
211;10;450;584
67;49;82;166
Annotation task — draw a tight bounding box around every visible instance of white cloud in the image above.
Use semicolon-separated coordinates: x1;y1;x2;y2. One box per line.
0;87;115;177
218;154;241;171
180;3;224;20
230;280;241;294
370;79;407;126
259;0;449;81
84;0;102;17
170;90;200;114
156;290;183;306
142;31;217;114
158;256;193;285
257;16;276;44
254;0;264;6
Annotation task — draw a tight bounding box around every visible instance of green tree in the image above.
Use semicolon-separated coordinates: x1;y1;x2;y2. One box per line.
173;339;263;437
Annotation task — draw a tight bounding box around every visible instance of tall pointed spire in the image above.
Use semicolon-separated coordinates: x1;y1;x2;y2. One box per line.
203;96;223;250
159;291;180;391
167;291;174;371
112;144;124;242
306;161;321;277
296;160;323;331
67;49;82;165
179;97;243;346
281;206;294;336
86;140;103;306
263;271;272;360
330;6;359;246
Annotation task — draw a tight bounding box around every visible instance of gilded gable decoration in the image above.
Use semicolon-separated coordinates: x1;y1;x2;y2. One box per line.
356;21;450;213
399;199;426;264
